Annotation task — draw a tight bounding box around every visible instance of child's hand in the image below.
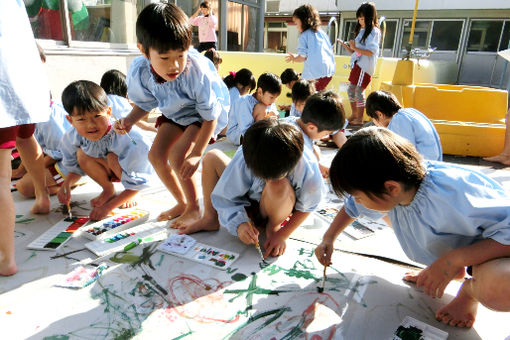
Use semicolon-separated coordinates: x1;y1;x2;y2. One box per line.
315;241;334;266
348;40;355;49
57;184;71;205
403;254;463;298
264;233;287;257
114;118;133;134
285;53;295;63
319;164;330;178
89;205;111;221
237;222;259;245
180;155;201;179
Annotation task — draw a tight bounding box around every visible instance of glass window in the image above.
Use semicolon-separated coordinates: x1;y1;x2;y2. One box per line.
467;20;504;52
430;21;463;51
401;20;431;50
266;22;287;53
227;1;260;52
343;20;356;41
381;20;397;50
499;21;510;51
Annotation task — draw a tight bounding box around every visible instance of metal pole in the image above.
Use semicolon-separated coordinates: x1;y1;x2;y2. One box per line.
405;0;419;60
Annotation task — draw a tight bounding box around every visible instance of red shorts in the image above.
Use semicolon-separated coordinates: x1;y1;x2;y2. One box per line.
348;63;372;89
48;163;65;186
0;124;36;149
155;115;202;130
314;76;332;91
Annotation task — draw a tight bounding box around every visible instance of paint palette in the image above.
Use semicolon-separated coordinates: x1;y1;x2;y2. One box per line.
158;236;239;270
393;316;448;340
315;207;375;240
27;216;90;251
85;221;167;257
80;209;150;241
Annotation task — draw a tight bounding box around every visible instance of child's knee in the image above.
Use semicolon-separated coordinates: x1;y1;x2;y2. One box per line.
16;176;35;198
148;147;166;168
472;259;510;311
76;148;89;166
264;178;294;198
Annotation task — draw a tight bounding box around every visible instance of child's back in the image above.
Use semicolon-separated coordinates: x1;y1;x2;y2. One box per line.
226;94;261;145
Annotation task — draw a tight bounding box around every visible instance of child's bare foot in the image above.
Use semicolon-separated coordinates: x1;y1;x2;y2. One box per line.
91;187;115;207
176;213;220;234
404;267;466;283
30;194;50;214
119;199;138;209
483;153;510;166
170;208;201;228
436;280;478;328
0;259;18;276
157;203;186;221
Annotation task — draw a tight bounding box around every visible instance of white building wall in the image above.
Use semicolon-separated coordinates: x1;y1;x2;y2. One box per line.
338;0;510;11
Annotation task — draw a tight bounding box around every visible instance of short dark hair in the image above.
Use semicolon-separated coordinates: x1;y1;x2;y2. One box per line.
243;119;304;180
291;79;315;103
301;90;345;132
293;4;321;32
136;3;192;56
100;69;127;97
200;1;210;9
280;68;300;85
354;2;379;43
223;68;256;92
366;90;402;119
62;80;108;116
257;73;281;95
330;127;425;199
204;48;222;66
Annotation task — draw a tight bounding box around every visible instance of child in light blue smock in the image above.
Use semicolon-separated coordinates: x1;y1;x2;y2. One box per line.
226;73;281;145
117;3;229;225
316;127;510;329
340;2;380;125
176;120;323;258
366;90;442;161
16;101;72;198
282;90;346;178
285;4;335;91
57;81;154;221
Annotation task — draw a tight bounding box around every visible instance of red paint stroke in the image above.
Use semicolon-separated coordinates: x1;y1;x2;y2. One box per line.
164;274;240;324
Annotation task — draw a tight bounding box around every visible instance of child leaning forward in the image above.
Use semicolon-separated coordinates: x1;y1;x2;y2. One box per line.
118;3;229;225
316;127;510;328
176;119;323;258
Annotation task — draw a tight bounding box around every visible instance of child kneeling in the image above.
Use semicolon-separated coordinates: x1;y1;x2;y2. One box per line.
316;127;510;328
178;119;323;258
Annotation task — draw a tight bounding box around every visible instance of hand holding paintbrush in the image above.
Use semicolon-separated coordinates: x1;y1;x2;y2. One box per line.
112;114;137;145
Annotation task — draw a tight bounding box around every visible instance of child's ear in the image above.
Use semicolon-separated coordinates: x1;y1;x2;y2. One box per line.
375;110;385;120
305;122;318;134
65;115;73;124
137;43;148;58
384;180;401;197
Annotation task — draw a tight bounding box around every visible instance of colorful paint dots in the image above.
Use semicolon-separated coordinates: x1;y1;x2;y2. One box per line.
27;216;90;251
82;209;149;240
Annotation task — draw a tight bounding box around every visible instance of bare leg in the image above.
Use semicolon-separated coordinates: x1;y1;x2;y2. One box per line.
436;258;510;328
176;150;230;234
148;124;187;221
332;131;347;149
260;178;296;257
0;149;17;276
105;153;137;209
77;148;115;207
483;109;510;165
16;135;50;214
16;168;59;198
348;101;357;123
168;125;202;227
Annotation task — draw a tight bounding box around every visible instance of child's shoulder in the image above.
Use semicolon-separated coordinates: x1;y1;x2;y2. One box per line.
127;56;152;84
425;161;502;191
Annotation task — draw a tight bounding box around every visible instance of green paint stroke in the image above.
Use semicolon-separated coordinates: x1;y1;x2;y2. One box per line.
223;307;291;339
110;252;141;264
156;254;165;266
231;273;247;281
263;263;320;281
23;250;37;263
226;267;238;274
172;330;193;340
15;215;35;224
43;336;69;340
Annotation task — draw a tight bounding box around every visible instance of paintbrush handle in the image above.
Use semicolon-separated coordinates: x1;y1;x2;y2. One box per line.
112;114;137;145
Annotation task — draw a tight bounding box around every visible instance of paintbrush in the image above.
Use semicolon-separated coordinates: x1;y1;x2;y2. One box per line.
111;113;137;145
64;187;72;219
249;221;265;262
318;264;327;293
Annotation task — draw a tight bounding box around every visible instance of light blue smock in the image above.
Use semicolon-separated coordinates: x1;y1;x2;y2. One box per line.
297;28;336;81
34;102;72;176
60;126;154;191
211;146;323;236
127;48;229;136
0;0;50;127
107;94;132;119
344;161;510;265
349;27;381;76
388;108;442;161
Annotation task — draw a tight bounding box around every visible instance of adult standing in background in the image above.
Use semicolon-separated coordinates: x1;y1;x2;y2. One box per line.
0;0;51;276
190;1;218;52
